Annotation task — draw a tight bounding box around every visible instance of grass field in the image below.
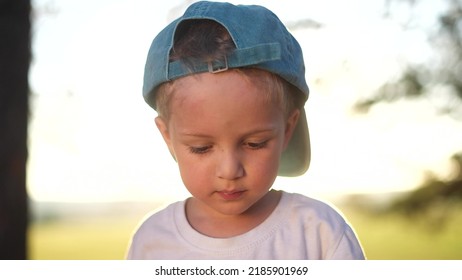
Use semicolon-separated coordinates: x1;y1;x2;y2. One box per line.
342;206;462;259
28;216;138;260
28;204;462;260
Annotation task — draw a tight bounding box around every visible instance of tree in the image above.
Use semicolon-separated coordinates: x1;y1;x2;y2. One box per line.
0;0;31;259
355;0;462;119
353;0;462;221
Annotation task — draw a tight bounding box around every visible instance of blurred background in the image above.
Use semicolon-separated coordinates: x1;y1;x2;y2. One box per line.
1;0;462;259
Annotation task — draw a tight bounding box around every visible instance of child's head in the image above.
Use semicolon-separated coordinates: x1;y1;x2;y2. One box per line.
143;1;310;177
155;19;302;121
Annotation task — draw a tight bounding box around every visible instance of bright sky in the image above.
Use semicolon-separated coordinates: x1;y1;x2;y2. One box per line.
28;0;462;203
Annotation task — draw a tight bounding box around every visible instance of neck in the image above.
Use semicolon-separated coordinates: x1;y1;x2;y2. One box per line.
185;190;281;238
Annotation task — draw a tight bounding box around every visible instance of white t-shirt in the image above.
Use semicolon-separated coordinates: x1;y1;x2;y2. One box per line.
126;191;365;259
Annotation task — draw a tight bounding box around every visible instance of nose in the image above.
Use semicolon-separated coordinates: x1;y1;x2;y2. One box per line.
215;148;244;180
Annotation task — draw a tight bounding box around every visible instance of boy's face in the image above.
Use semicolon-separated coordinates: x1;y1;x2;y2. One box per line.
155;71;299;218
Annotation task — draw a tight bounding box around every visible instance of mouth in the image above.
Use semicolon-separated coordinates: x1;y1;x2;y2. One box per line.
216;190;246;201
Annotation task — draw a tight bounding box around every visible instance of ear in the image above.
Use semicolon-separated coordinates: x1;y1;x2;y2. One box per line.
155;117;176;160
282;109;300;150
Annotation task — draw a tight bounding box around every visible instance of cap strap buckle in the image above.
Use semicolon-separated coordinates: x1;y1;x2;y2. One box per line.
208;56;228;73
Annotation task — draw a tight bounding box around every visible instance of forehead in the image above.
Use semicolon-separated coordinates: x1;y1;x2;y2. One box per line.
168;69;282;107
168;71;284;127
171;71;271;109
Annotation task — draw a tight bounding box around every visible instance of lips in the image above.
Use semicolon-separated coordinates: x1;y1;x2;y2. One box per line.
217;190;246;201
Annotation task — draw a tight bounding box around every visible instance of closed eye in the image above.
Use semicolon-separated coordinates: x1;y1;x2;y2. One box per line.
246;140;269;150
189;145;212;154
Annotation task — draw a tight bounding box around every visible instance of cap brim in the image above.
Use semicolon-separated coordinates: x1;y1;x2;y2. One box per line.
278;108;310;176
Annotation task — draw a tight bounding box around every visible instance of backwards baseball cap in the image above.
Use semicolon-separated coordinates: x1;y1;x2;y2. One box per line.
143;1;310;176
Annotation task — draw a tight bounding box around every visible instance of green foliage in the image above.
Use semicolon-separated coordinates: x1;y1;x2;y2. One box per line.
353;0;462;238
344;175;462;235
378;153;461;230
390;178;462;213
355;0;462;120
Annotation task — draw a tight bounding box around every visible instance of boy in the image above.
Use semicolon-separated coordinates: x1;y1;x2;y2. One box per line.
127;1;365;259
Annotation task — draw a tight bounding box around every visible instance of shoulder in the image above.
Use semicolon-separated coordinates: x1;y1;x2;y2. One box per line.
280;191;365;259
132;201;182;235
126;201;184;259
283;191;346;225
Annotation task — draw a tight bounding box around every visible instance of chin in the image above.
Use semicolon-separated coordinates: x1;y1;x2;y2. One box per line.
213;203;254;216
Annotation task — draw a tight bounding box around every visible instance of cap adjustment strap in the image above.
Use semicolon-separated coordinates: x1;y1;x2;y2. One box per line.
167;43;281;80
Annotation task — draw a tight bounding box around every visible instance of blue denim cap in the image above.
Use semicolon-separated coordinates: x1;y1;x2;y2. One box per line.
143;1;310;176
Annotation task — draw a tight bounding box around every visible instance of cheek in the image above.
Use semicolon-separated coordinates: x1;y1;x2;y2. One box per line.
176;154;211;189
252;155;280;177
243;149;281;180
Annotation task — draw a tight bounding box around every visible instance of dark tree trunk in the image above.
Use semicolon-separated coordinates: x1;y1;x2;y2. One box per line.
0;0;31;260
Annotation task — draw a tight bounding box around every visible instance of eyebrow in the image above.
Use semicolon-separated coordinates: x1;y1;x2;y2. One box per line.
178;126;279;139
178;132;213;138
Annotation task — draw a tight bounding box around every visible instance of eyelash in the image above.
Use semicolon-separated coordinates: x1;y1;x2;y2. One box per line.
189;145;212;154
188;140;269;155
246;140;269;150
